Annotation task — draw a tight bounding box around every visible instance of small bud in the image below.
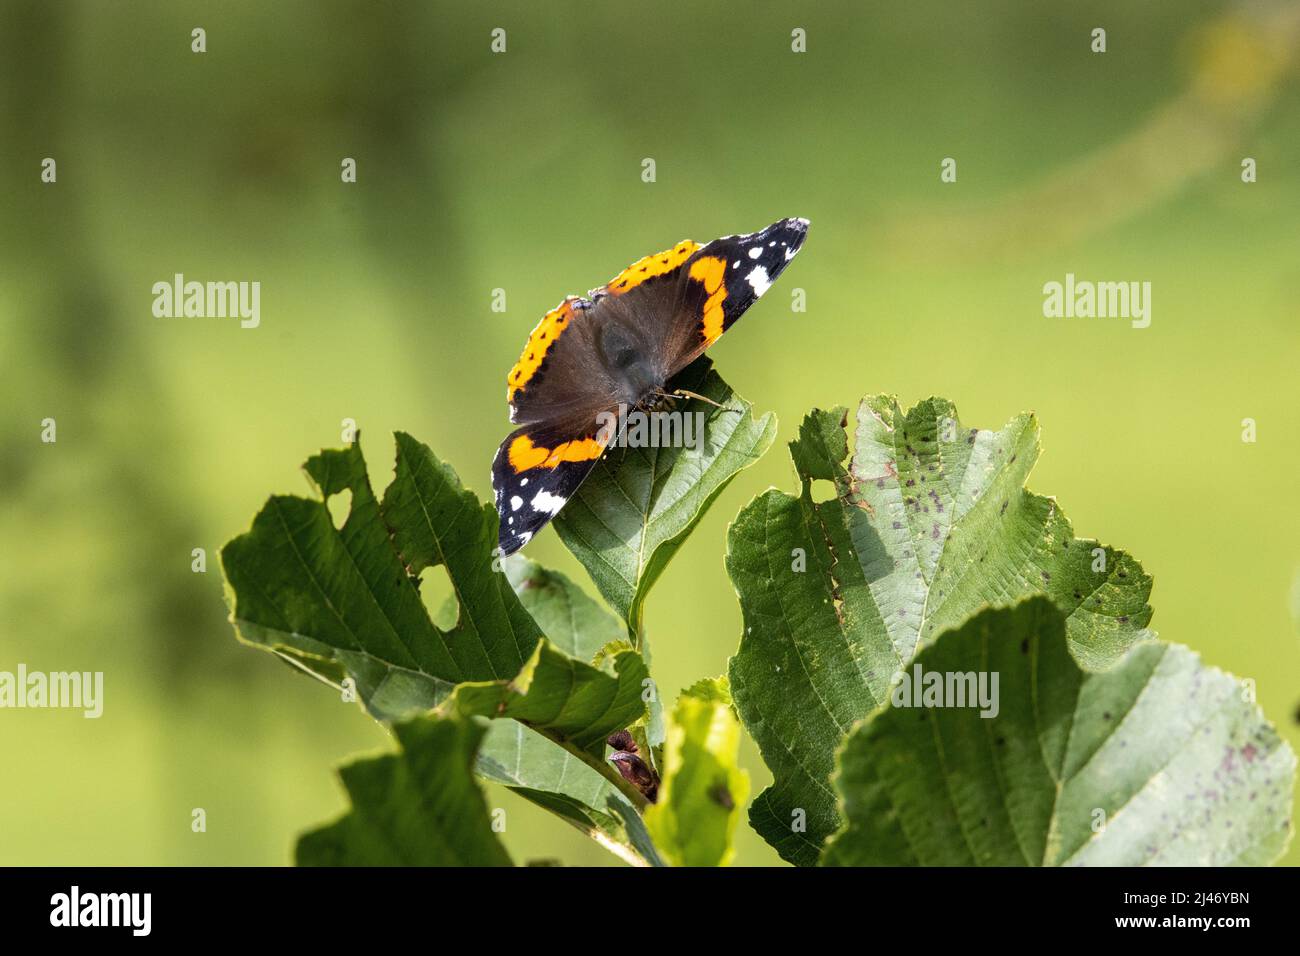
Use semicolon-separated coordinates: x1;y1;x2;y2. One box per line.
606;729;637;752
609;750;658;803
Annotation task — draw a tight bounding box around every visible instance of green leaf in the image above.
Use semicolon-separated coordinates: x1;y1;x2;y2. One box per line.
554;357;777;638
503;554;624;662
296;713;513;866
728;397;1155;865
492;555;666;860
446;637;653;822
475;720;666;867
821;598;1297;866
222;433;664;862
220;433;542;721
447;639;649;758
595;638;667;773
645;677;749;867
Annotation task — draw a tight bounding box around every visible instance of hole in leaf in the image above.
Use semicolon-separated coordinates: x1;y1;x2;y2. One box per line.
419;563;458;630
326;489;353;531
810;479;838;504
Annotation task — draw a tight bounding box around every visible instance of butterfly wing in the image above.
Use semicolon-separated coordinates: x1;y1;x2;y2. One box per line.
659;217;809;376
506;296;602;423
491;412;612;555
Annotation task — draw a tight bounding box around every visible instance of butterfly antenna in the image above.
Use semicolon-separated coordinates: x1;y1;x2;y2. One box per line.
671;388;734;411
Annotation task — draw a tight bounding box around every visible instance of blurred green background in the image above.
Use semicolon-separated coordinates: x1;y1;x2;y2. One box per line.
2;0;1298;866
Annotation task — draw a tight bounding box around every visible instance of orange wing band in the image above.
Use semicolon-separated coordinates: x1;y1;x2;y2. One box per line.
507;297;581;401
508;433;606;472
688;255;728;345
603;240;700;295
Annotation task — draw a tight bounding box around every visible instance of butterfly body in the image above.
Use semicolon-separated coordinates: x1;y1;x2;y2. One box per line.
492;217;809;555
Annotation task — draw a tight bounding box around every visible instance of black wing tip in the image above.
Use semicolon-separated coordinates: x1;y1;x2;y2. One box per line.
741;217;809;258
765;216;809;238
780;217;810;254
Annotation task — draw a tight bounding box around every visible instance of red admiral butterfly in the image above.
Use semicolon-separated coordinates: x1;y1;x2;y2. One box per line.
492;217;810;555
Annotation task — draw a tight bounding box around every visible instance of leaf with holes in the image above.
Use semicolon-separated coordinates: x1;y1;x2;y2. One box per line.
821;598;1296;866
220;433;542;721
297;712;513;866
222;434;669;862
728;397;1154;865
554;357;776;639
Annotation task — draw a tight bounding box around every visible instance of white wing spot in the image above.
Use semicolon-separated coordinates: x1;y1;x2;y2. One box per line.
747;246;763;259
745;265;772;297
510;495;523;511
531;489;568;514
